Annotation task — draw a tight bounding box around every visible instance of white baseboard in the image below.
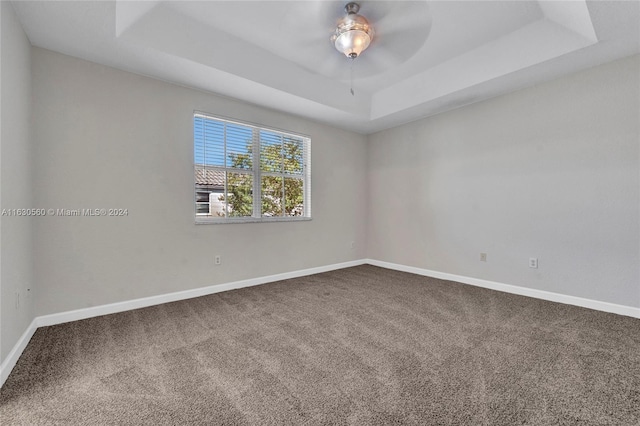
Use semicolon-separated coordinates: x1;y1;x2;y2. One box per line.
35;259;367;328
366;259;640;319
0;318;38;388
0;259;366;389
3;257;639;389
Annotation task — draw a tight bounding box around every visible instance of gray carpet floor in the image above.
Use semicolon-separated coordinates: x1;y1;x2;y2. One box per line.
1;265;639;425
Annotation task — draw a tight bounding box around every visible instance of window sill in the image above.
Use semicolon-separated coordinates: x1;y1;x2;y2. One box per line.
195;216;312;225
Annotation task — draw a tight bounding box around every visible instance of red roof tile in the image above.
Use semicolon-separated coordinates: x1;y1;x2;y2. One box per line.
195;166;225;187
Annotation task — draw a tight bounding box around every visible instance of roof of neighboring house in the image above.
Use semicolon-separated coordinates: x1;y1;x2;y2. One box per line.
195;166;225;188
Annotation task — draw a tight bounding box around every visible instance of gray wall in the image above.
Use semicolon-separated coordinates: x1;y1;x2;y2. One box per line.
32;48;368;316
368;55;640;308
1;1;34;363
2;20;638;365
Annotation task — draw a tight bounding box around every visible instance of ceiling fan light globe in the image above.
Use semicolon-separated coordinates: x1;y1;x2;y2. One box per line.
334;29;371;58
331;4;374;58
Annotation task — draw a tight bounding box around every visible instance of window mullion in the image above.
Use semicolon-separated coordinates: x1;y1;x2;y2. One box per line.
223;123;228;218
304;138;311;217
279;135;283;217
253;129;261;218
203;116;208;216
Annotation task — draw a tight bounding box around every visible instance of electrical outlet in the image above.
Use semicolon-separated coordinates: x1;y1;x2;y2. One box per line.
480;253;487;262
215;255;221;265
529;257;538;268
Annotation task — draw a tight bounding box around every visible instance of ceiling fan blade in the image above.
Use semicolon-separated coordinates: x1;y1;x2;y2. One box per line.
272;1;347;53
360;46;403;71
367;2;432;67
374;6;431;39
371;22;431;61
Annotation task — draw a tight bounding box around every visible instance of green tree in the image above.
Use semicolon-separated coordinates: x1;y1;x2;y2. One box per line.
218;140;304;217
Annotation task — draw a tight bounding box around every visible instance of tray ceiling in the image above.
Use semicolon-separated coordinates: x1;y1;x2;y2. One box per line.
11;1;640;134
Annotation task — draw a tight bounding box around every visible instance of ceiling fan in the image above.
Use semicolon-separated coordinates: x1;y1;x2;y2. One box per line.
317;1;432;81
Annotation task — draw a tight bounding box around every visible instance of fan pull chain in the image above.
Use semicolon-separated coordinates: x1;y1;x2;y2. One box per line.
350;57;355;96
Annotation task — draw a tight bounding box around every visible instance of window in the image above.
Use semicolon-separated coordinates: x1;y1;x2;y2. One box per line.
194;113;311;223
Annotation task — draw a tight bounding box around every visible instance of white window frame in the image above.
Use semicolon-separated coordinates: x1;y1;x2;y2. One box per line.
194;112;311;224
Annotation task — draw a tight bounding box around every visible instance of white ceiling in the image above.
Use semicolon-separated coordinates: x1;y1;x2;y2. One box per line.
11;1;640;134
